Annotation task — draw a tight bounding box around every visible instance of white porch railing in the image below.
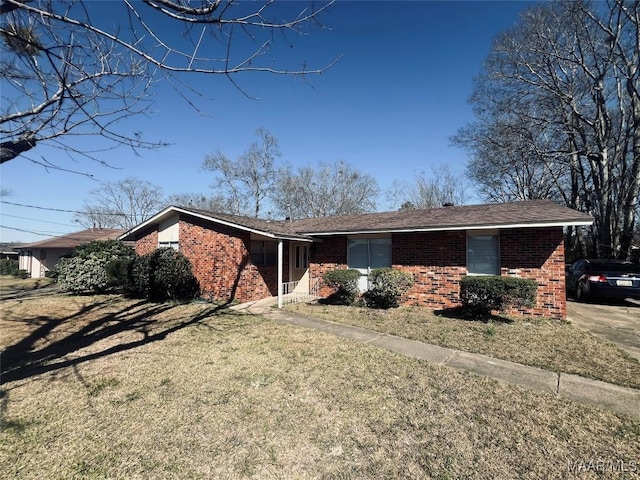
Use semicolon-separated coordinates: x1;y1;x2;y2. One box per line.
280;277;321;306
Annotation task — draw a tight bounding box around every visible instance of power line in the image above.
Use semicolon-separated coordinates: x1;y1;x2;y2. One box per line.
1;200;84;214
1;213;78;227
0;200;126;216
0;224;71;236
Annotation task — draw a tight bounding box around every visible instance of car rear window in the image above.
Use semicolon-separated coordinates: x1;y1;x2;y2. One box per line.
591;262;639;273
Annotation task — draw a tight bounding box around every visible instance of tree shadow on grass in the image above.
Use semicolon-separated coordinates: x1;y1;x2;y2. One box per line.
0;297;228;385
434;306;514;324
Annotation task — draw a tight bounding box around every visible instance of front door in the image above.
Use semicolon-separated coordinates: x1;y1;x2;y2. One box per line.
289;242;310;293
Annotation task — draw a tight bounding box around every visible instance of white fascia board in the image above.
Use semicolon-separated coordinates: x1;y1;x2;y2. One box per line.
118;206;176;240
301;220;594;236
119;206;313;242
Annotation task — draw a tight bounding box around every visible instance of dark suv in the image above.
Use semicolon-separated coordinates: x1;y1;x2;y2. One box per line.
566;259;640;302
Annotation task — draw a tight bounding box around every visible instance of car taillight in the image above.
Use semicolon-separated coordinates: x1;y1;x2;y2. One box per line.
587;275;608;283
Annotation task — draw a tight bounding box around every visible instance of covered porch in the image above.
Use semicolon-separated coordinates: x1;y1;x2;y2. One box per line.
253;235;319;307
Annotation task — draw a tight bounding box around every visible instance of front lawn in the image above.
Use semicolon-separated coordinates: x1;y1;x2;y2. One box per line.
0;274;52;291
286;302;640;390
1;294;638;479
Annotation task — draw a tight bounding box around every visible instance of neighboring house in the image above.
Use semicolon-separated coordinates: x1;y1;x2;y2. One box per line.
0;243;21;261
18;228;125;278
119;200;593;319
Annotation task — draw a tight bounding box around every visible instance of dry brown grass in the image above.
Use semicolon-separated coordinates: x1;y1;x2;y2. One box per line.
0;275;52;291
1;294;639;479
286;302;640;390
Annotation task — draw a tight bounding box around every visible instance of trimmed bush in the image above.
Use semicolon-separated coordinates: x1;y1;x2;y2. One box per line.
460;276;537;314
54;240;135;294
322;268;361;305
105;257;135;294
364;268;414;309
130;248;200;302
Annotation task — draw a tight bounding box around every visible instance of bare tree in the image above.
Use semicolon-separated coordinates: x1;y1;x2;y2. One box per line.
387;164;467;210
202;127;280;217
0;1;336;169
274;160;379;219
454;0;640;259
73;176;165;229
167;192;235;213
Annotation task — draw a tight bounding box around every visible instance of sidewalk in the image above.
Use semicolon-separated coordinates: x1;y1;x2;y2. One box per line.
232;298;640;420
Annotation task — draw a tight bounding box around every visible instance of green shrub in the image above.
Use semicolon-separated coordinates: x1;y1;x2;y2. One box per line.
130;248;200;302
459;276;537;314
54;240;135;294
322;268;361;305
0;258;19;276
105;257;135;293
364;268;414;309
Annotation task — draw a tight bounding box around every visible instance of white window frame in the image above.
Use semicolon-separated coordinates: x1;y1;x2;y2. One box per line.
347;236;392;270
466;230;500;276
159;241;179;251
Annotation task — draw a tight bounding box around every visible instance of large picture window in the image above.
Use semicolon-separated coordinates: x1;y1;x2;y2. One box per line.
347;238;391;270
467;233;499;275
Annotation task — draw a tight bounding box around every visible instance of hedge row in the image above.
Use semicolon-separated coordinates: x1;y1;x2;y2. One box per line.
322;268;538;313
460;275;538;314
53;240;200;302
322;267;414;309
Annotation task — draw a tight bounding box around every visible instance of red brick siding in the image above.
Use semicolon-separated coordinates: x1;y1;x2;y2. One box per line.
308;228;567;319
309;236;348;298
500;227;566;319
134;227;158;255
393;231;468;309
133;216;290;303
179;216;289;303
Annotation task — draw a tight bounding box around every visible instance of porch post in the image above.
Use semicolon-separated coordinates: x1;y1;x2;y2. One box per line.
277;239;283;308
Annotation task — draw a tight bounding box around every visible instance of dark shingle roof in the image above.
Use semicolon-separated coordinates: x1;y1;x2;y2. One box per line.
121;200;593;242
175;206;310;239
288;200;593;234
19;229;126;249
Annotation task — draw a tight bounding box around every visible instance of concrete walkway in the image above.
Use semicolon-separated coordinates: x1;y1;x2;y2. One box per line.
232;298;640;420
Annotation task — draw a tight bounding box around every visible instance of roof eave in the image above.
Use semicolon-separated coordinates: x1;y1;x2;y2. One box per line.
119;206;314;242
300;219;594;236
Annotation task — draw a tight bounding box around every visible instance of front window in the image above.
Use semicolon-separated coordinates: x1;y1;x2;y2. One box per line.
251;240;277;266
347;238;391;270
467;234;499;275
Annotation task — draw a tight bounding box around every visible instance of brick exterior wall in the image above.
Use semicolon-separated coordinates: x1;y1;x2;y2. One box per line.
133;215;289;304
309;236;348;298
393;231;468;309
134;227;158;256
309;227;567;319
500;227;566;319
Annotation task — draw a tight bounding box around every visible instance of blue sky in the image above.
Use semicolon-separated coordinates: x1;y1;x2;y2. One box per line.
0;1;535;243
